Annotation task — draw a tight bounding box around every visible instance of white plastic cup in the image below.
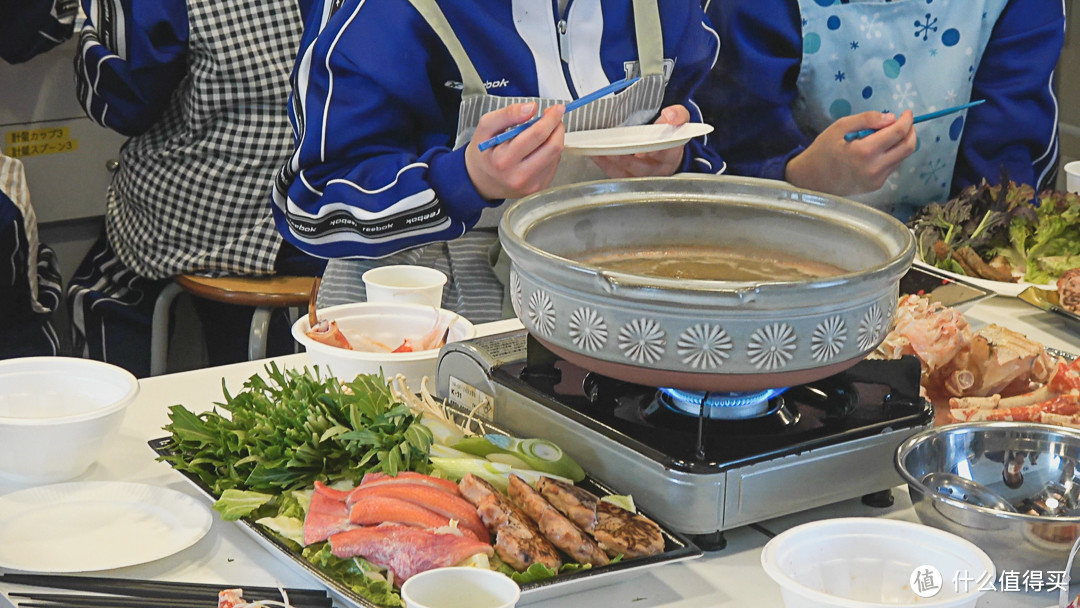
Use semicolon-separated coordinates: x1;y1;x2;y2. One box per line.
1066;160;1080;194
400;567;520;608
362;265;447;308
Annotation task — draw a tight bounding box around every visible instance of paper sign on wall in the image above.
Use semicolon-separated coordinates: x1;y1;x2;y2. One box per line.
4;127;78;158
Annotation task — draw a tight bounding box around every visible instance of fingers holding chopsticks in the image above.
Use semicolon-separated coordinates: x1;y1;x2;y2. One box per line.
785;109;916;196
466;102;565;201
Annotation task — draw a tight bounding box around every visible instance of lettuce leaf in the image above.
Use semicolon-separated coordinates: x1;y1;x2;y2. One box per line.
213;489;274;521
303;544;402;607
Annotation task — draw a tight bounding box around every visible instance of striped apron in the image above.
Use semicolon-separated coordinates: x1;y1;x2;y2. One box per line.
317;0;667;324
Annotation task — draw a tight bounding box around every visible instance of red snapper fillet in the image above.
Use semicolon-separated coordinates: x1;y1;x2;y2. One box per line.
347;483;489;542
349;495;479;540
328;524;494;582
359;472;463;496
303;488;356;545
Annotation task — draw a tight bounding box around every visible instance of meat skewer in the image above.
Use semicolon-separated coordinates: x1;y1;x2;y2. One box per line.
536;476;665;559
458;473;562;572
507;474;609;566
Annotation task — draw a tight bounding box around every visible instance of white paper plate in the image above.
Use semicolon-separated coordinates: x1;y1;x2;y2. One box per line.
563;123;714;156
912;258;1053;298
0;481;212;572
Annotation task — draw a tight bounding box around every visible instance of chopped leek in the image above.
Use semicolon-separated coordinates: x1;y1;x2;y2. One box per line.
449;435;505;457
430;457;514;491
430;456;574;492
460;434;585;482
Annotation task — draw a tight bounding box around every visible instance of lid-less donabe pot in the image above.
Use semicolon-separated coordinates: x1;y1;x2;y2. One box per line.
498;175;915;392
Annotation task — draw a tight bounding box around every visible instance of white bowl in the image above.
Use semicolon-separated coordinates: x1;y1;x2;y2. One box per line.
292;302;477;388
400;567;519;608
761;517;995;608
0;357;139;485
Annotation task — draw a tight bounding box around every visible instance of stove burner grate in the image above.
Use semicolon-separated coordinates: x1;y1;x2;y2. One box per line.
659;386;789;420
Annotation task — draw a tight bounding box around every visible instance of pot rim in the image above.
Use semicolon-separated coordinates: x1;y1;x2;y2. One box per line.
499;175;915;307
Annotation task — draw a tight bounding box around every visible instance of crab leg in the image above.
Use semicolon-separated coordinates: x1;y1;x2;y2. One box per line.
305;277;354;349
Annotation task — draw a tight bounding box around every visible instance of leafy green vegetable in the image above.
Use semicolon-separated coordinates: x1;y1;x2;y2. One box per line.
213;489;274;520
909;179;1080;284
909;179;1024;267
161;364;615;603
255;515;306;547
159;364;433;495
498;557;617;584
1005;189;1080;282
303;544;403;607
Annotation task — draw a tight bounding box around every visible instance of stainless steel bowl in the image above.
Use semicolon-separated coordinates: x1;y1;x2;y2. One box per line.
499;175;915;392
896;422;1080;575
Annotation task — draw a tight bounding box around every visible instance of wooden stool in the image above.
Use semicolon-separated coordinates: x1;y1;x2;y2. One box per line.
150;274;318;376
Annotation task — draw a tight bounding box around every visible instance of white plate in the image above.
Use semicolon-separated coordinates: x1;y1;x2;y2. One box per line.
563;123;714;156
0;481;212;572
912;258;1054;298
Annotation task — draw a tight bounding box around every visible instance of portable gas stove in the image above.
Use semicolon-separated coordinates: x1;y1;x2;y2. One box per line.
436;329;934;550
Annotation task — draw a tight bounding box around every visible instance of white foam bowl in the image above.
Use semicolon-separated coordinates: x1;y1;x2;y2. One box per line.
401;567;520;608
292;302;476;389
761;518;995;608
0;357;139;485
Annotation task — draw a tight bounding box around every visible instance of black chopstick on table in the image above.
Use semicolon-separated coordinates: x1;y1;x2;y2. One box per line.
9;593;333;608
12;593;211;608
0;574;332;607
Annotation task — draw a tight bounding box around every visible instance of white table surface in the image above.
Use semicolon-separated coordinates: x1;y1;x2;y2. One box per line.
2;298;1079;608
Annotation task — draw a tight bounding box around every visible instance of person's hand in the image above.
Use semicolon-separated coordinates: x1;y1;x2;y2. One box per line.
784;110;917;196
466;102;566;201
590;105;690;178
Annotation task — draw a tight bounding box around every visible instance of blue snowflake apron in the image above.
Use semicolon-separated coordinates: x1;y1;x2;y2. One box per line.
794;0;1007;220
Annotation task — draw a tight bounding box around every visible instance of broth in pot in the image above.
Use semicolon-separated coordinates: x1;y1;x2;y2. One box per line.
575;245;846;282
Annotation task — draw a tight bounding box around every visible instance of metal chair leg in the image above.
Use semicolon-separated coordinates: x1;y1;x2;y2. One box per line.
150;281;185;376
248;306;273;360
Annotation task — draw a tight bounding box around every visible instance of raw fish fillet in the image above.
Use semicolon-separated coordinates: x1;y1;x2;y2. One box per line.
329;524;494;582
313;480;352;501
360;471;462;496
303;489;356;545
347;483;488;543
349;495;479;540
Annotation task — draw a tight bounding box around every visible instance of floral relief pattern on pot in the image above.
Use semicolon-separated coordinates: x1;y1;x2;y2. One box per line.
527;289;556;337
677;324;733;370
568;307;608;352
746;323;798;371
514;269;898;376
857;303;889;351
510;271;523;317
618;318;667;365
810;315;847;363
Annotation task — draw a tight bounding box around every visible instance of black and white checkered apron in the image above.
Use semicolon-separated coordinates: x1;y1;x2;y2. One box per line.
66;0;305;374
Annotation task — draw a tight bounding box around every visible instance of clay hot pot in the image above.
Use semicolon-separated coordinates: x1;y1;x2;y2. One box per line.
498;175;914;392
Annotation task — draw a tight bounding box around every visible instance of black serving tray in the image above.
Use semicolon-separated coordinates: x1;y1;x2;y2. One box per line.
900;264;995;311
149;413;701;607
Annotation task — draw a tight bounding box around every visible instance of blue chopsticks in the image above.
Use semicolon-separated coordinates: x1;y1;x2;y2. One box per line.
476;77;640;151
843;99;986;142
